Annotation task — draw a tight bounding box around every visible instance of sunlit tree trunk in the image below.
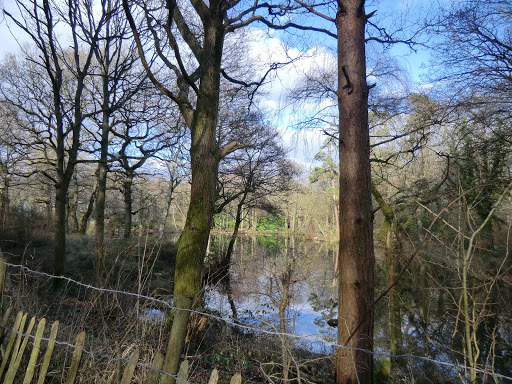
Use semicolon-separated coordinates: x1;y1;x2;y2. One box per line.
160;10;225;382
336;1;375;383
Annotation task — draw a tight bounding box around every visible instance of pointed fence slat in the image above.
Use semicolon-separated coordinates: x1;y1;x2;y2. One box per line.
0;307;244;384
65;330;86;384
230;373;242;384
148;351;164;384
4;315;36;384
22;317;46;384
0;310;22;377
208;368;219;384
120;347;140;384
37;320;59;384
177;360;189;383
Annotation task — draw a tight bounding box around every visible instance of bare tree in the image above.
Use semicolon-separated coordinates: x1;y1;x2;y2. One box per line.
110;94;182;239
121;0;292;379
216;111;296;267
86;0;147;282
2;0;107;281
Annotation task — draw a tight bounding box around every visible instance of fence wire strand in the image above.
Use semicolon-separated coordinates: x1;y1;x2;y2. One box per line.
0;259;511;382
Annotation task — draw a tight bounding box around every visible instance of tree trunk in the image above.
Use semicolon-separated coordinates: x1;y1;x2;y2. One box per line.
160;10;225;383
0;178;9;229
161;117;220;383
94;150;108;281
123;172;134;239
54;177;69;283
79;179;97;234
159;183;176;239
222;194;246;266
331;178;339;235
336;1;375;383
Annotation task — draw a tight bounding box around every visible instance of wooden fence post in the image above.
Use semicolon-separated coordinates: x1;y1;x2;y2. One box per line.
65;330;86;384
37;320;59;384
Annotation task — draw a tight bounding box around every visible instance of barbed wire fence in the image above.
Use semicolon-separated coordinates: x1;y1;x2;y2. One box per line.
0;257;510;383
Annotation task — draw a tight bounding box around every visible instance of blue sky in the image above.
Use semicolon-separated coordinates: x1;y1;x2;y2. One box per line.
0;0;433;167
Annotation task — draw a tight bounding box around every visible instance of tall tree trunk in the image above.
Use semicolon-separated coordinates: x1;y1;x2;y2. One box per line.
336;1;375;383
160;10;224;383
161;116;220;383
123;172;134;239
94;67;111;282
94;146;108;281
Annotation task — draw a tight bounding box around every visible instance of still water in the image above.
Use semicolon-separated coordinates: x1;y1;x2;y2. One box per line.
204;233;512;382
206;235;338;354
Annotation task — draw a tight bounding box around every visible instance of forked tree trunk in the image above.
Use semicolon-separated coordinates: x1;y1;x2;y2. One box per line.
161;115;220;383
336;1;375;383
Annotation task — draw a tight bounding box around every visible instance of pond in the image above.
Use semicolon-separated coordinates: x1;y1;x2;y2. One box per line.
204;233;512;382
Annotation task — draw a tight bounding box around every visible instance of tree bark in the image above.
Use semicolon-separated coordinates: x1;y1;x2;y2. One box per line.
336;1;375;383
160;8;225;383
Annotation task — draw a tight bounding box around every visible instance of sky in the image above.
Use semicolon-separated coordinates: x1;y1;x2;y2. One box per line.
0;0;433;170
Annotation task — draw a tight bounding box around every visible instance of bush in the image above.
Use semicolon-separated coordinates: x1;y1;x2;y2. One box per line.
256;215;285;231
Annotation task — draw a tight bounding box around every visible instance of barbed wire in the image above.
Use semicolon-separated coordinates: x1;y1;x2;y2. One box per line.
1;259;511;382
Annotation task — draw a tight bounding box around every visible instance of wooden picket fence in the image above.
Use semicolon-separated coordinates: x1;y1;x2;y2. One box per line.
0;307;242;383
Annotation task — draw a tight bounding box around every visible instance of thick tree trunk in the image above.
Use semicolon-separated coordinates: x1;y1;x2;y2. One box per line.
123;172;134;239
161;117;219;383
336;1;375;383
160;10;225;382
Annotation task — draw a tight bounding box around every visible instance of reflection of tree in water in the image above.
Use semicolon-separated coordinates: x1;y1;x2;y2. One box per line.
206;234;337;381
205;233;512;382
256;235;286;258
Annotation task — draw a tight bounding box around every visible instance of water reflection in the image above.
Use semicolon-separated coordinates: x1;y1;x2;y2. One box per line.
206;234;338;354
205;234;512;383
